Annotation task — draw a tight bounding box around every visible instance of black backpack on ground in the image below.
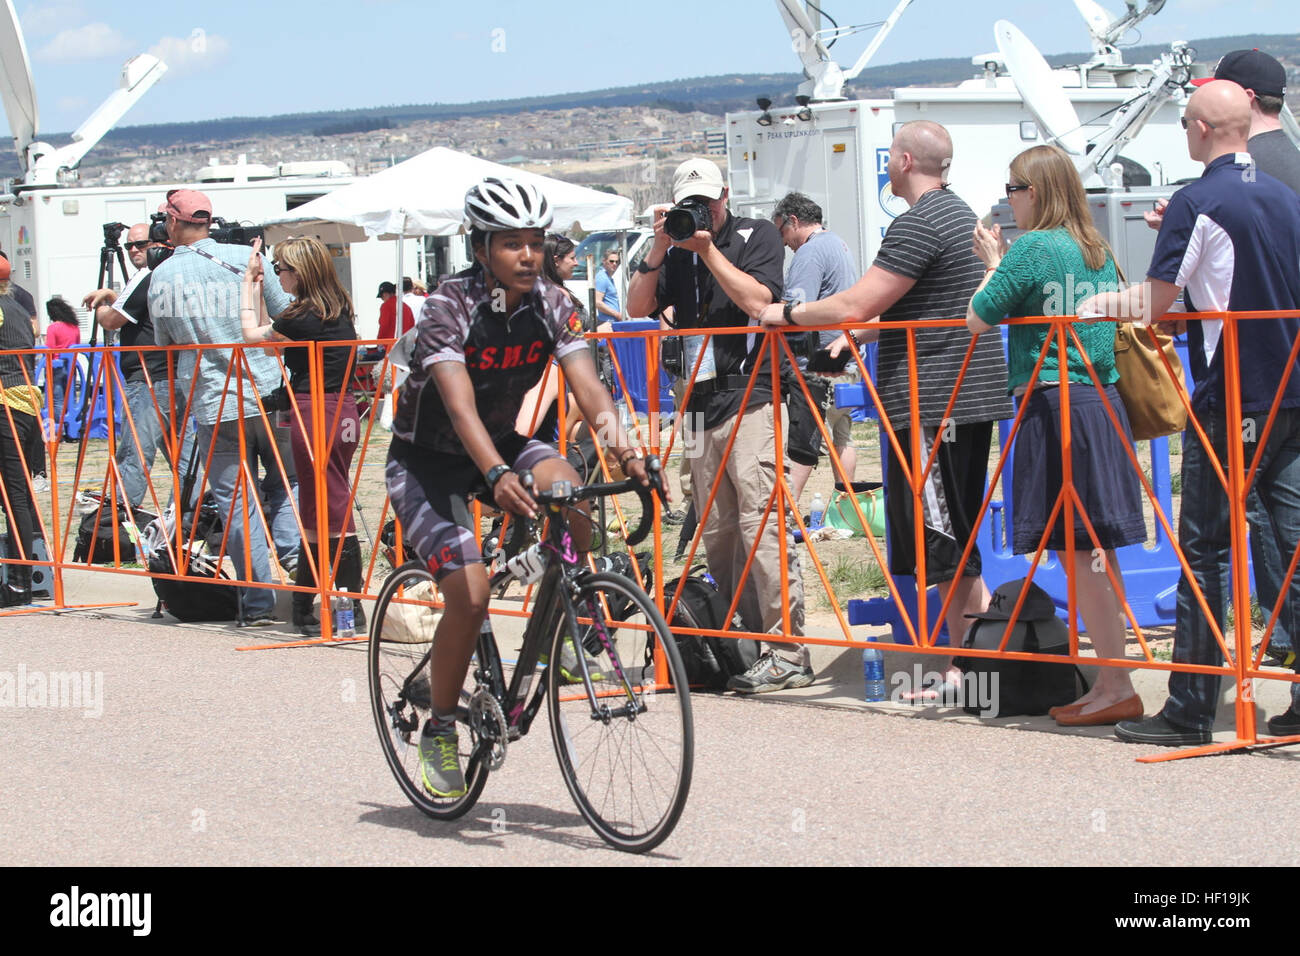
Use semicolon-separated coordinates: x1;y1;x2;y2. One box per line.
144;493;240;623
72;502;153;564
953;614;1086;718
142;444;240;623
662;567;762;691
616;552;761;692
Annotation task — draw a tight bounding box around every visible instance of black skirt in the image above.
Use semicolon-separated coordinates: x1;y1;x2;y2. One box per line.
1011;382;1147;554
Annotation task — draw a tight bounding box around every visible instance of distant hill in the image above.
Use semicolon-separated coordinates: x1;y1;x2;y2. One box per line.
5;31;1297;172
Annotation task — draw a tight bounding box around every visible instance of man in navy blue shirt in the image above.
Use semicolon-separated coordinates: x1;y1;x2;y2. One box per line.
1081;81;1300;744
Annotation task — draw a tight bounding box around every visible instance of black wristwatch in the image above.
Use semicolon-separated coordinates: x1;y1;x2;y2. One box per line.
485;464;512;492
783;300;800;325
636;259;662;274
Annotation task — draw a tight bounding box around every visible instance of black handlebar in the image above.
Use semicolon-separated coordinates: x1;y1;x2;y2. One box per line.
531;454;665;547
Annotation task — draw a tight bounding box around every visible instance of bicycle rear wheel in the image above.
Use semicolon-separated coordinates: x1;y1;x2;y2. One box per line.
369;563;489;819
547;571;693;853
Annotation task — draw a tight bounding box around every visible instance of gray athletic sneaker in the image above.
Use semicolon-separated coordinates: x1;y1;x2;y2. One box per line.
727;651;815;694
541;635;606;684
419;725;466;798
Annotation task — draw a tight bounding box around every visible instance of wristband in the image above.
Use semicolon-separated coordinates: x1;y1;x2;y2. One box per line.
783;300;800;325
635;259;661;274
485;464;512;492
618;448;644;465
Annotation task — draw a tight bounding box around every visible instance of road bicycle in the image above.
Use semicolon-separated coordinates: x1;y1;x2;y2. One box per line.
367;457;693;853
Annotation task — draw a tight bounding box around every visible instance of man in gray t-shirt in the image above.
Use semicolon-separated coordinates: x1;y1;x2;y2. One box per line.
772;192;859;501
761;122;1013;704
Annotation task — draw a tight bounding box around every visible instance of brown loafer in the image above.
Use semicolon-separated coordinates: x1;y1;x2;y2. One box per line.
1048;702;1085;718
1055;694;1144;726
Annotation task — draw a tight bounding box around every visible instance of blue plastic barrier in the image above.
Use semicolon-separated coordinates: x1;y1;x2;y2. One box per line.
56;351;122;441
609;320;674;416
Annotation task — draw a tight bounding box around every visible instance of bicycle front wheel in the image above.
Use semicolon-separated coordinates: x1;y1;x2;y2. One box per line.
547;571;693;853
369;563;489;819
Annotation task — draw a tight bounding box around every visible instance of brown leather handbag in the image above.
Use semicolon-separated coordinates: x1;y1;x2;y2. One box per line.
1112;321;1187;440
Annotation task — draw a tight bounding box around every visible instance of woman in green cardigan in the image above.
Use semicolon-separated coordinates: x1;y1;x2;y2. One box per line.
965;144;1145;727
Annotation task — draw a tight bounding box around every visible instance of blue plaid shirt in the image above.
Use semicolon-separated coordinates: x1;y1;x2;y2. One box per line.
149;238;292;425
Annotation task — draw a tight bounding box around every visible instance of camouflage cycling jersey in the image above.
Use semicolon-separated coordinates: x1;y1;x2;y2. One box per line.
391;269;587;455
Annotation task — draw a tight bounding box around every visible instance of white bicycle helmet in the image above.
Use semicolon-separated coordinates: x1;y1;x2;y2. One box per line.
464;176;553;232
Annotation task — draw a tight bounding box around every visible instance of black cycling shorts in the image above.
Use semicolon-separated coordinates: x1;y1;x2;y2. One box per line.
385;434;560;581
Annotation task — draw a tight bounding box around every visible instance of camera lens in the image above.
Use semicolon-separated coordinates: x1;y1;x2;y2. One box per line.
664;198;711;242
664;207;697;242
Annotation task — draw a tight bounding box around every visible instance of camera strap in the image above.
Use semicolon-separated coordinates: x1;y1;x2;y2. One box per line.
189;245;246;277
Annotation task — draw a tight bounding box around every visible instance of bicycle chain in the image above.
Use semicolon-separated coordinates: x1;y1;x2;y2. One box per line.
467;687;509;771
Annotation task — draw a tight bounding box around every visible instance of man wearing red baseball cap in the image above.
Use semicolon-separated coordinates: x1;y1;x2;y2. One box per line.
160;187;213;224
148;187;299;626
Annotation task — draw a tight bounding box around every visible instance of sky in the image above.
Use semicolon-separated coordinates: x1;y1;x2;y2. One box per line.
2;0;1290;145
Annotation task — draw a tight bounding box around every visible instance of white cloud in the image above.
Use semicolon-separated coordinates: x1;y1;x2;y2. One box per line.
19;2;86;38
147;31;231;76
34;23;130;62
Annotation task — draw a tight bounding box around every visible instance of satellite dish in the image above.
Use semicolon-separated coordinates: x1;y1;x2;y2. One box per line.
1072;0;1114;46
995;19;1088;156
0;0;39;161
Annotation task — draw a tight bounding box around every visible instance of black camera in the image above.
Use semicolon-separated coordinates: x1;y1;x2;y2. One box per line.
145;245;174;270
148;211;263;247
211;218;263;246
102;221;128;247
664;197;712;241
148;212;169;244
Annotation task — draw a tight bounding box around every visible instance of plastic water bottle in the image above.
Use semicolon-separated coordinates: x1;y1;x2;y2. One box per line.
810;492;825;529
863;647;886;701
334;588;355;639
505;542;546;584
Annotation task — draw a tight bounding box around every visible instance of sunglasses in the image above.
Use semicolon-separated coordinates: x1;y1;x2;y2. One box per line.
1005;183;1031;194
273;262;294;275
1180;115;1217;130
124;241;149;251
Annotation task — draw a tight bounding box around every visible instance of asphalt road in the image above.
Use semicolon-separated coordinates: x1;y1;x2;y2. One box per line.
3;577;1299;867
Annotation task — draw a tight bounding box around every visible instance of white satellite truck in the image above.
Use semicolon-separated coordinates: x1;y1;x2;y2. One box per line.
0;0;419;338
725;0;1209;274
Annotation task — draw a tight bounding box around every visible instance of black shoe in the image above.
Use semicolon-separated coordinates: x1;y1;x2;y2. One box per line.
1;583;32;608
1114;712;1211;746
239;613;280;629
352;600;367;632
1266;707;1300;735
293;605;321;637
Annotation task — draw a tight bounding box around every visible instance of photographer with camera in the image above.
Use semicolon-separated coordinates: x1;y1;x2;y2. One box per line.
147;189;300;626
627;158;811;693
83;222;188;511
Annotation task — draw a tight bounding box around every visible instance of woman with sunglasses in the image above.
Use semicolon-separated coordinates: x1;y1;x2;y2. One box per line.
966;144;1146;727
241;236;364;635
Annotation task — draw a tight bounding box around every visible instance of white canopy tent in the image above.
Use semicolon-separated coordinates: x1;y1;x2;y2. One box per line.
261;146;635;243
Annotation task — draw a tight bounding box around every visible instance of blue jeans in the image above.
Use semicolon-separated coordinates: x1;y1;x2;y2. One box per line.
1165;406;1300;729
196;417;298;618
116;377;182;510
1247;485;1294;655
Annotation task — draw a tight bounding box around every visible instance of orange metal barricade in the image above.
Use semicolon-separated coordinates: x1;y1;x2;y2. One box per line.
5;316;1299;763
